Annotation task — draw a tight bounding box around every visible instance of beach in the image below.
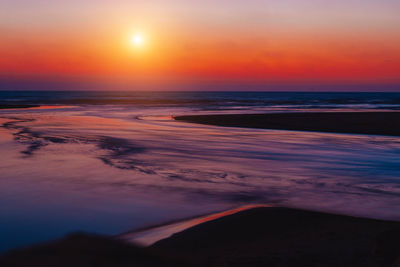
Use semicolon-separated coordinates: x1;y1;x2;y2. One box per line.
1;92;400;264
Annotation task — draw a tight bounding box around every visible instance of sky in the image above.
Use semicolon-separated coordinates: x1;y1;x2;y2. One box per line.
1;0;400;90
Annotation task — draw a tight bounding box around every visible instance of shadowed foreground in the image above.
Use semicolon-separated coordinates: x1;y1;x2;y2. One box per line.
153;207;400;266
174;112;400;136
0;234;188;267
1;207;400;266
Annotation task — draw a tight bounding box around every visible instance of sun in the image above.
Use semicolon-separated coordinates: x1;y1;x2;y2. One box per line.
131;34;145;47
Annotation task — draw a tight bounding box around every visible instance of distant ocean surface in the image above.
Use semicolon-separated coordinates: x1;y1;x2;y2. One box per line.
1;91;400;253
2;91;400;111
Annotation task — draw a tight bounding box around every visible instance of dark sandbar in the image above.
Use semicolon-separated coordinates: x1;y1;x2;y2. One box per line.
2;207;400;266
153;207;400;266
175;112;400;136
0;104;40;109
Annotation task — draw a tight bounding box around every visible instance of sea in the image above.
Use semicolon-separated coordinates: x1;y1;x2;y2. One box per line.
1;91;400;253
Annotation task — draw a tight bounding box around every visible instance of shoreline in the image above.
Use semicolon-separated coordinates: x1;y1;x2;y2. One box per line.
174;112;400;136
119;204;271;246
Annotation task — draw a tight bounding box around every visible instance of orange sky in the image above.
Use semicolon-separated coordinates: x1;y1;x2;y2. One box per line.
1;0;400;88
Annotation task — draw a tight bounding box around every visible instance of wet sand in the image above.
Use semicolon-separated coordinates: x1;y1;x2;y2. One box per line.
174;112;400;136
2;207;400;266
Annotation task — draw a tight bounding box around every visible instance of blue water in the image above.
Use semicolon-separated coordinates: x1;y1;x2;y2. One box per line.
1;91;400;253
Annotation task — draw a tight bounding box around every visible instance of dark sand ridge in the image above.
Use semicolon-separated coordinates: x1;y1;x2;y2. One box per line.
174;112;400;136
0;104;40;109
1;207;400;266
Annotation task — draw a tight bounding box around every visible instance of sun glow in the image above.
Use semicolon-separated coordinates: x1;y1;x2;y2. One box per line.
131;33;145;47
